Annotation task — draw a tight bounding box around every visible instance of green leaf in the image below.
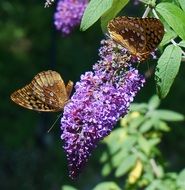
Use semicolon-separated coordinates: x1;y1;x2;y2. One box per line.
104;128;126;155
101;163;112;176
177;169;185;188
130;103;148;113
93;182;121;190
121;136;137;151
80;0;113;31
178;0;185;11
148;95;160;110
100;152;108;163
160;29;177;47
101;0;129;32
179;40;185;48
62;185;78;190
112;149;128;167
155;44;182;98
157;121;170;132
138;136;151;155
156;3;185;40
115;154;137;177
152;110;184;121
139;119;153;133
129;116;145;131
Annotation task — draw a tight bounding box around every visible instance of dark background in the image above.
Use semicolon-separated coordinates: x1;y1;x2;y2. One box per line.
0;0;185;189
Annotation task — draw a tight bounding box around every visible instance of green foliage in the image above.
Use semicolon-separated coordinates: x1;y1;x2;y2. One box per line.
80;0;113;31
93;182;121;190
81;0;129;31
177;169;185;189
178;0;185;12
155;45;182;98
62;185;78;190
156;2;185;40
101;0;129;32
98;95;184;189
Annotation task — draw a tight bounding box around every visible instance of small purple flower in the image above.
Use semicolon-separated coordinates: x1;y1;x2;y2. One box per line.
54;0;88;35
61;39;145;179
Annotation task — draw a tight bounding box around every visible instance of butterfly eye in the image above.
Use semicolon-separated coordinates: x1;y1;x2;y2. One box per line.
107;16;164;61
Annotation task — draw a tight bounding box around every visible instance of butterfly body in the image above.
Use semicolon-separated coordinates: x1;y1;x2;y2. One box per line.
11;70;73;112
108;16;164;61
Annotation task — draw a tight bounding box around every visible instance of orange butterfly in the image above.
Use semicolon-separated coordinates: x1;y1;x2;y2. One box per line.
11;70;73;112
108;16;164;61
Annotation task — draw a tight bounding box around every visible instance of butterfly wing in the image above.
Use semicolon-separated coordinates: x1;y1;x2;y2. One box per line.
11;84;57;112
108;17;147;55
108;16;164;61
141;18;164;54
31;70;69;111
11;70;69;112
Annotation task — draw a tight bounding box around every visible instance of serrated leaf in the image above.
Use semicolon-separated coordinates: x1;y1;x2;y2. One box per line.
148;95;160;110
152;110;184;121
177;169;185;188
115;154;137;177
155;44;182;98
178;0;185;11
101;0;129;32
62;185;78;190
80;0;113;31
93;182;121;190
156;3;185;40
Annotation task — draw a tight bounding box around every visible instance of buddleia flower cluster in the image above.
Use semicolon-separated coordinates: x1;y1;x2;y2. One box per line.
60;39;145;179
54;0;88;35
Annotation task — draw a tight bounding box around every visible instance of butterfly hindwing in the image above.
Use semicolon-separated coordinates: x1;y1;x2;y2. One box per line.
11;84;56;111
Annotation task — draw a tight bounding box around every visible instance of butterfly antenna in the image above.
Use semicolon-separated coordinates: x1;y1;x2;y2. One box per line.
47;113;62;133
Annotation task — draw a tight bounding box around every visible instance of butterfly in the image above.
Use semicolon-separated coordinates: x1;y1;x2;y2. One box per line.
11;70;73;112
107;16;164;61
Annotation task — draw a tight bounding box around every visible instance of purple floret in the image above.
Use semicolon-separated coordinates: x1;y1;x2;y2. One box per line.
54;0;87;35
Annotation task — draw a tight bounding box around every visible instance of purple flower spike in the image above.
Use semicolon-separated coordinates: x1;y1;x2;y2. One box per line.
61;39;145;179
54;0;87;35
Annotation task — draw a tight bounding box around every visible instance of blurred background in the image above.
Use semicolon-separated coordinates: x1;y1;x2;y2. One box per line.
0;0;185;189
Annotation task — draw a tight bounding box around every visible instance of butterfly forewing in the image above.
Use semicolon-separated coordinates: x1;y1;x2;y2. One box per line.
11;70;73;112
108;16;164;61
32;71;68;109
